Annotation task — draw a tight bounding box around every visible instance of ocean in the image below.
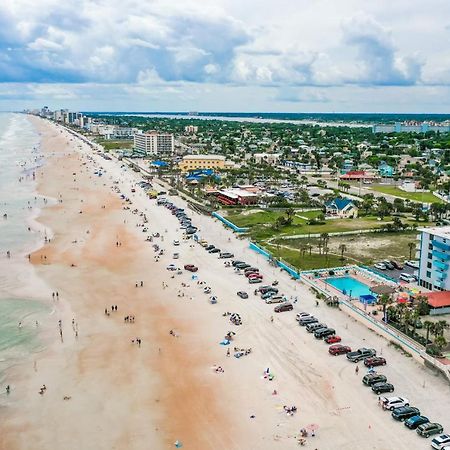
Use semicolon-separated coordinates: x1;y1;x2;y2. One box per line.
0;113;50;383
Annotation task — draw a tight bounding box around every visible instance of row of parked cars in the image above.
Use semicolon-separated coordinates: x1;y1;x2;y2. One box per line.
296;310;448;445
159;199;199;236
229;260;265;284
200;242;234;259
379;395;448;444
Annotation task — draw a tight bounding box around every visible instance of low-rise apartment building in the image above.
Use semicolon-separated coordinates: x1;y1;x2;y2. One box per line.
178;154;226;172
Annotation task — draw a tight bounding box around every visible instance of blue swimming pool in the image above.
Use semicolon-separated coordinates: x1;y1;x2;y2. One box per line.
325;276;373;298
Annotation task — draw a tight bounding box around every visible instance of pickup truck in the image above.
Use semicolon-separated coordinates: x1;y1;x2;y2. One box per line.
346;347;376;362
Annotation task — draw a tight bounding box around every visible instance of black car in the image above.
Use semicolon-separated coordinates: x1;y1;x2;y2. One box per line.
362;373;387;386
220;252;234;258
205;245;215;251
392;406;421;421
237;291;248;299
371;382;394;395
232;260;245;266
235;263;251;269
209;248;220;254
314;328;336;339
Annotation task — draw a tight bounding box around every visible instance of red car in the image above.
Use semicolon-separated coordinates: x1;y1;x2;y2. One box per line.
328;344;351;356
247;273;263;279
325;335;342;344
184;264;198;272
364;356;386;367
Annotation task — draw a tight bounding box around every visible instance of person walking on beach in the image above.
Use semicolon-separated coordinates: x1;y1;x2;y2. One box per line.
6;385;10;395
355;365;359;375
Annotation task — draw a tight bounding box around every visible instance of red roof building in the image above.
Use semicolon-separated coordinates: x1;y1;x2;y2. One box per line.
340;171;380;181
422;291;450;313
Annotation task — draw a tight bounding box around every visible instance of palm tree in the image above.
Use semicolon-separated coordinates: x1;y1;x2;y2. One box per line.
408;242;416;260
434;335;447;353
378;294;392;322
338;243;347;261
320;233;330;255
424;320;435;346
285;208;295;225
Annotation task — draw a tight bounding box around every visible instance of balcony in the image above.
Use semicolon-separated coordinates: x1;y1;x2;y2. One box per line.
432;250;450;261
433;260;449;271
432;240;450;252
435;271;447;281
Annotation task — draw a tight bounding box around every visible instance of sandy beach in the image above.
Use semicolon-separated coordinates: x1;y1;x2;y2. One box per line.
1;116;449;450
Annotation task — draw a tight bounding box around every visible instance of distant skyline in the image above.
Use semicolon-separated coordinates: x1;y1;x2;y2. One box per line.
1;0;450;112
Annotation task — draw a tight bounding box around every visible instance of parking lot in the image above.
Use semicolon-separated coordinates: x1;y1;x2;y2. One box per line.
370;262;417;282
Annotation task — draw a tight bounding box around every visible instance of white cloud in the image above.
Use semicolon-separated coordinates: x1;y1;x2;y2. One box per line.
1;0;450;111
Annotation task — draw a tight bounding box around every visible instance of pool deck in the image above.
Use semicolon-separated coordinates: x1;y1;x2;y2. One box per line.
301;266;394;301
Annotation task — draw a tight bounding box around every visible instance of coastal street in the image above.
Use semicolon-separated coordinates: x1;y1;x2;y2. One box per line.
2;117;448;450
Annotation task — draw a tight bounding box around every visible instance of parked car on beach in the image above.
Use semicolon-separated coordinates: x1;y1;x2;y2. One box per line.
374;262;387;270
362;373;387;386
265;296;285;304
184;264;198;272
346;348;376;362
431;434;450;449
328;344;351;355
380;396;409;411
371;382;394;395
404;415;429;430
237;291;248;299
364;356;386;367
325;335;341;344
314;328;336;339
416;423;444;438
392;406;420;421
306;323;326;333
274;302;293;313
299;317;318;326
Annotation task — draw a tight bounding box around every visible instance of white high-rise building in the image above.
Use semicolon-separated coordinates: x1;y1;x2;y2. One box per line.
134;132;174;155
417;226;450;291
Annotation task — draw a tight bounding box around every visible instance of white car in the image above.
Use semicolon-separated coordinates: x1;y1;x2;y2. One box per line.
173;240;180;246
431;435;450;449
166;264;177;271
380;396;409;411
265;296;285;304
296;312;311;321
374;263;387;270
399;273;415;282
405;260;420;269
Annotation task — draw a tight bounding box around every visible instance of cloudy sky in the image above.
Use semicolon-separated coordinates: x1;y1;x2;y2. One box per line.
1;0;450;112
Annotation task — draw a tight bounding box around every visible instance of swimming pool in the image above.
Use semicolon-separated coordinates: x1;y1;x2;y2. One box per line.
325;276;373;298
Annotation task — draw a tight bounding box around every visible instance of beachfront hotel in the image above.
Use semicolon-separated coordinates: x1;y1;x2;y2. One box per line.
417;225;450;291
134;132;174;155
178;154;227;173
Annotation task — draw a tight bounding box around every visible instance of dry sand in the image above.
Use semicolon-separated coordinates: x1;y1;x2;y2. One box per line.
1;116;449;450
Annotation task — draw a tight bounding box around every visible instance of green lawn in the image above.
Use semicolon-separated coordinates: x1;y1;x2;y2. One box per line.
226;209;396;240
266;244;344;270
273;231;418;265
370;185;443;203
97;139;134;150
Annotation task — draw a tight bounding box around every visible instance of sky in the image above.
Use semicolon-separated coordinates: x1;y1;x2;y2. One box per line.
1;0;450;112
